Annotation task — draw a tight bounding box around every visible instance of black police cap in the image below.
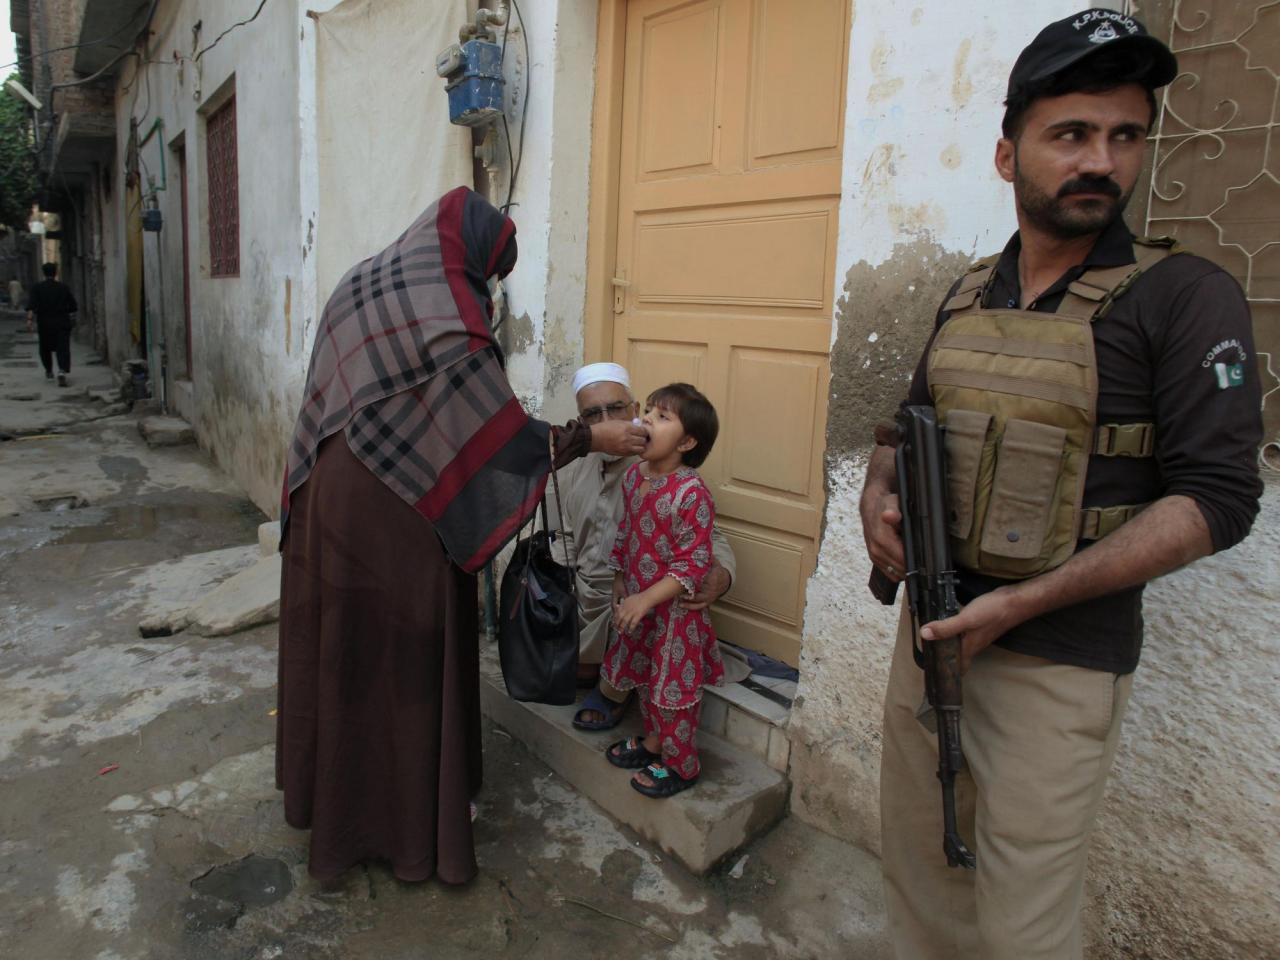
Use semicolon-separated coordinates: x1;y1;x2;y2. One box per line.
1007;9;1178;101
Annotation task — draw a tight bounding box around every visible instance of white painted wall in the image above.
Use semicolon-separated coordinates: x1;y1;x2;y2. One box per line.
103;0;306;514
792;2;1280;956
491;0;599;423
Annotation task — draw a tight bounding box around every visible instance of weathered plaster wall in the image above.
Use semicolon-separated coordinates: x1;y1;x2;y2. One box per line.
105;0;305;514
495;0;598;423
792;1;1280;956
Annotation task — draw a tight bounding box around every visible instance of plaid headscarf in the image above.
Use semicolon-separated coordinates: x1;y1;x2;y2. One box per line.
282;186;550;572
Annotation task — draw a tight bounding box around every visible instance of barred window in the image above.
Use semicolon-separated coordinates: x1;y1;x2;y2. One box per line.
206;96;239;278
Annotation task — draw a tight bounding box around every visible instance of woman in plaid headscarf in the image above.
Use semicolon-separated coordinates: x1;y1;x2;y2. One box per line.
275;187;645;885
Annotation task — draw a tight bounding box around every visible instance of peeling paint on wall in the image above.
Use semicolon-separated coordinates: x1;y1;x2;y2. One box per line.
824;242;973;460
505;311;536;356
951;38;974;108
866;38;904;104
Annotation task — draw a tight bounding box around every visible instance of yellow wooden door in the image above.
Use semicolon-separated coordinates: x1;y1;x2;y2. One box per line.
611;0;848;665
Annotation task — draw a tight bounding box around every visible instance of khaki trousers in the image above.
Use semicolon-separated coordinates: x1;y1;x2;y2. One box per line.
880;605;1132;960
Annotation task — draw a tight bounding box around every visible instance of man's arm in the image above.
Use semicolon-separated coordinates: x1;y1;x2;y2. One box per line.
683;523;734;610
921;494;1212;670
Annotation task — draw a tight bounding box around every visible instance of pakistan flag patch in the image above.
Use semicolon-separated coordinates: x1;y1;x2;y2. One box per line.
1213;362;1245;389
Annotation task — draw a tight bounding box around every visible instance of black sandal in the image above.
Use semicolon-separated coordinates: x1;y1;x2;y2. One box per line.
606;736;660;770
630;762;698;798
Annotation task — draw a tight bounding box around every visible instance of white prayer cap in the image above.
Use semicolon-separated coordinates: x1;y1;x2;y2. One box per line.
572;362;631;396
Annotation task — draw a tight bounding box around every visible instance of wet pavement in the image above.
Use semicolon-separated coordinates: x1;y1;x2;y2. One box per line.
0;312;891;959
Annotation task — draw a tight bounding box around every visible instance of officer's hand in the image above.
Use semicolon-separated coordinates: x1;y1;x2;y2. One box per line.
683;563;731;611
590;419;648;457
921;585;1027;673
861;488;906;582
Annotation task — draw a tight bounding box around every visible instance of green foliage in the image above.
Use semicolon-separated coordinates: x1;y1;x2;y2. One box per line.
0;72;38;231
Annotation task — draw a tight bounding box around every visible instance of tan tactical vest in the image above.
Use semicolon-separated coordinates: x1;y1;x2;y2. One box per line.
927;237;1178;580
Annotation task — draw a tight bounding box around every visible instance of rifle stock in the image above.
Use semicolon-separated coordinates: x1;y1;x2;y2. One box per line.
870;406;976;870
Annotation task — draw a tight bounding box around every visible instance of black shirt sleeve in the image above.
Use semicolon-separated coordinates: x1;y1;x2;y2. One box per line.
1143;264;1263;552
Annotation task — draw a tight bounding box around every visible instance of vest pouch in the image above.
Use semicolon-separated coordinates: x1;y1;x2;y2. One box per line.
979;419;1068;575
942;409;994;540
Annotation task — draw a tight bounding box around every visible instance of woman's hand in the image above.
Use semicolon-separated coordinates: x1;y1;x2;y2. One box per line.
590;419;648;457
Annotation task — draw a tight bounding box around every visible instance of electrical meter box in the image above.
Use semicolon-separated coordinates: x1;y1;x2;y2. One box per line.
437;39;504;127
141;208;163;232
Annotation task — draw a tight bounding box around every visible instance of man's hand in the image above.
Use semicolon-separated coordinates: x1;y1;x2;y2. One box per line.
590;419;648;457
860;444;907;581
683;563;731;611
920;585;1027;674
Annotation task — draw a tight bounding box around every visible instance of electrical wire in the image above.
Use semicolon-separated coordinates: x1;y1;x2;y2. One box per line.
502;0;530;214
50;0;160;92
194;0;269;63
0;1;152;75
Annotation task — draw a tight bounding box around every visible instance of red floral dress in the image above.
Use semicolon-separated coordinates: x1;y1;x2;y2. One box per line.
602;464;724;776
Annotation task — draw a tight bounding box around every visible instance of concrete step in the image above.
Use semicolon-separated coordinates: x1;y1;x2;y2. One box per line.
702;679;793;773
138;415;195;447
478;651;789;875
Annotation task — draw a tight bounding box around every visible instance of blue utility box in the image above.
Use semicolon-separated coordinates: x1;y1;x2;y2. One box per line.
439;39;505;127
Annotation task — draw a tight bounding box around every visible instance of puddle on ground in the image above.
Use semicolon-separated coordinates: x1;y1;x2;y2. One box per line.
97;455;148;486
191;855;293;909
33;494;88;512
48;493;265;547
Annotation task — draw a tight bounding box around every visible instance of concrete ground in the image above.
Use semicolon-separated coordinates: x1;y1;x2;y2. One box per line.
0;312;891;960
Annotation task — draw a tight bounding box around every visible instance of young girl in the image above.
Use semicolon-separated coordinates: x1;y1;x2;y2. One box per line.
602;382;725;797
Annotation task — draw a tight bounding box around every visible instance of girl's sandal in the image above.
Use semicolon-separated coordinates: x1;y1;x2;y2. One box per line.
630;762;698;798
606;736;660;770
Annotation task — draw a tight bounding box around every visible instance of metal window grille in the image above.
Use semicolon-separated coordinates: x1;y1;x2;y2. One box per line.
1143;1;1280;447
207;96;239;278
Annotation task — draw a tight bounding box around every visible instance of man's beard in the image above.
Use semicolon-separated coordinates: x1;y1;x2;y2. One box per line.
1014;158;1131;239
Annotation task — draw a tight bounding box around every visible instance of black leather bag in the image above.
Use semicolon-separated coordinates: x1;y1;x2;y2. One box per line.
497;466;579;705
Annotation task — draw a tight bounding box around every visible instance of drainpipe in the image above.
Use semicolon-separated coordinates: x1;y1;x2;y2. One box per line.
138;119;168;412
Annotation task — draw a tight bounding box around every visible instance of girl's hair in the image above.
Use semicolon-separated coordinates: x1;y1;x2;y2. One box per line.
647;382;718;468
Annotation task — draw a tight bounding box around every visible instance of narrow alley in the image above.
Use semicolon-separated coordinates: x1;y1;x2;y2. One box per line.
0;308;891;959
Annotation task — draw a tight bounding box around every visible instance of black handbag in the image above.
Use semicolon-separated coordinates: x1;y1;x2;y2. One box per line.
497;463;579;705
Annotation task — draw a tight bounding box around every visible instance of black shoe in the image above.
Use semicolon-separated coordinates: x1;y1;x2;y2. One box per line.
57;374;67;387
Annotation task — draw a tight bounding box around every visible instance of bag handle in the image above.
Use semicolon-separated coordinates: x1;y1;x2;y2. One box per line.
546;431;578;604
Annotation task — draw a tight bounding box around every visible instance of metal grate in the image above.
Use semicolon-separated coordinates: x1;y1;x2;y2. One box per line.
1143;0;1280;454
207;96;240;278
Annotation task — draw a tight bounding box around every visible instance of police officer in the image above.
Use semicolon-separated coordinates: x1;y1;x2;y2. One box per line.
860;11;1263;959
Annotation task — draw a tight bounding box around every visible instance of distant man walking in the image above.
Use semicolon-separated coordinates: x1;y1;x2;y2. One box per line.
26;262;77;387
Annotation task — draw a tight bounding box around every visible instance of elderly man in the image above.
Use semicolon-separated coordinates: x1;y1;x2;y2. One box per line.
555;362;737;729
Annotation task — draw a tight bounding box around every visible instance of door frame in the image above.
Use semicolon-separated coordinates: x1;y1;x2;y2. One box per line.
583;1;629;364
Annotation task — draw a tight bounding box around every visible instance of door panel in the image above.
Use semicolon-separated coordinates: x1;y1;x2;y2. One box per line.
612;0;848;664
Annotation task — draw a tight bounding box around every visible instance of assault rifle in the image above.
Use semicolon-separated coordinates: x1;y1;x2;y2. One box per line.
869;404;977;870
